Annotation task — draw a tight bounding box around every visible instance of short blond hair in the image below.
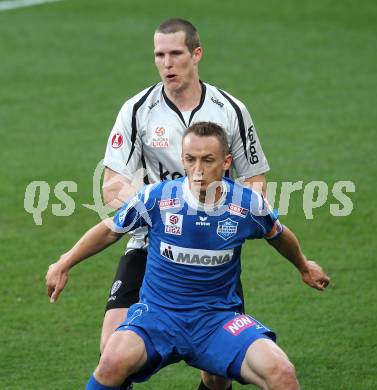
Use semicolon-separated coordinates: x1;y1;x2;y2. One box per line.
156;18;201;53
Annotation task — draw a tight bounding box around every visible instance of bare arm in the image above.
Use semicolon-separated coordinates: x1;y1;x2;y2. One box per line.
46;218;123;303
267;226;330;291
102;167;138;209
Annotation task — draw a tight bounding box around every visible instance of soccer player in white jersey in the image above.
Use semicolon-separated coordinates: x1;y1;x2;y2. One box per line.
46;122;330;390
102;18;270;390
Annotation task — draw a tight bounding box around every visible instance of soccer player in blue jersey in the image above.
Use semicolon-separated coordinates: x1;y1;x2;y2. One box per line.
46;122;330;390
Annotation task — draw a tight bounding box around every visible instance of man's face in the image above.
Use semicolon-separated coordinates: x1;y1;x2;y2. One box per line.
182;133;232;200
154;31;202;94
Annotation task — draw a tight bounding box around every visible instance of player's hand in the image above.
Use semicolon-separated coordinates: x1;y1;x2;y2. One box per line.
300;260;330;291
46;262;69;303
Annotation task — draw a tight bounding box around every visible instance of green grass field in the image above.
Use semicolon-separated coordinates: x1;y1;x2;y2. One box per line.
1;0;376;388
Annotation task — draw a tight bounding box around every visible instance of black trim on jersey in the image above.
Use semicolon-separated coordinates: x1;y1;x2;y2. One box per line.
162;81;207;127
141;153;150;184
126;84;158;165
217;88;247;159
162;88;186;126
188;81;206;126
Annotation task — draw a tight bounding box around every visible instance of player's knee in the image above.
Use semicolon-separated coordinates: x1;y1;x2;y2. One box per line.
266;359;298;390
95;353;129;385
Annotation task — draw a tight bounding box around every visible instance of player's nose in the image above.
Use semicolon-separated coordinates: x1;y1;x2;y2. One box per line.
193;165;203;179
164;55;173;68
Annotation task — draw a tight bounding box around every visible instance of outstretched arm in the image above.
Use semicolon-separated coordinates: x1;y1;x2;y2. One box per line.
267;225;330;291
46;218;123;303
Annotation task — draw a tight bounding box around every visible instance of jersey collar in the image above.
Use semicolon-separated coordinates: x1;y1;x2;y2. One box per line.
162;81;207;127
182;177;228;212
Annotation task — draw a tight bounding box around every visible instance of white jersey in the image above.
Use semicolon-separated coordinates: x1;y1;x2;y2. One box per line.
104;81;269;251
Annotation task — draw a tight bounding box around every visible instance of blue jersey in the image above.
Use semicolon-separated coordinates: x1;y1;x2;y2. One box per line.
114;177;281;312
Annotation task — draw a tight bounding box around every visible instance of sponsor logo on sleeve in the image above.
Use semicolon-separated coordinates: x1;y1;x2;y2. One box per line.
217;218;238;240
160;242;233;267
111;132;123;148
158;198;181;210
152;127;169;148
118;210;127;224
228;203;248;218
164;212;183;235
247;125;259;164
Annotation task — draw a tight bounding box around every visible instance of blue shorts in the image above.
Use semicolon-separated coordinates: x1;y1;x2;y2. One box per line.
116;303;276;383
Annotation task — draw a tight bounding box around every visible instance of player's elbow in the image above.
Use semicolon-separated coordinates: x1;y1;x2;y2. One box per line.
102;187;123;209
102;186;115;205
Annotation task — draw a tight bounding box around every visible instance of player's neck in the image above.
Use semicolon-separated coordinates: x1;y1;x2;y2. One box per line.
164;79;202;112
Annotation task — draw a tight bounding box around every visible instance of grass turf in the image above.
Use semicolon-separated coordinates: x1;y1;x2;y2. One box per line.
0;0;376;388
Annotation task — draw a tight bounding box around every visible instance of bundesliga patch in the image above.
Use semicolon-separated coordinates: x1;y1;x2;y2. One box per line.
223;315;261;336
151;126;169;148
228;203;248;218
217;218;238;240
111;132;123;148
164;212;183;235
158;198;181;210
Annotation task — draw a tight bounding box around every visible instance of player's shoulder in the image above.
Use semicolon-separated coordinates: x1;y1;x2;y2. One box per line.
224;176;251;194
223;177;263;211
119;82;163;112
204;82;248;112
139;181;162;200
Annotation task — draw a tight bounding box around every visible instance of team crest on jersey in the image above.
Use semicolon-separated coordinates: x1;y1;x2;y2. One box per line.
158;198;181;210
152;126;169;148
111;132;123;148
217;218;238;240
165;212;183;235
228;203;248;218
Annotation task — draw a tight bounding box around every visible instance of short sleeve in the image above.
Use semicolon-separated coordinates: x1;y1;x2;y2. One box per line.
103;100;142;181
248;192;283;240
230;101;270;178
113;184;157;232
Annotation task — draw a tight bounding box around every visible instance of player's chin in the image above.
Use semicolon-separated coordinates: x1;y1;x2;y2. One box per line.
191;181;207;193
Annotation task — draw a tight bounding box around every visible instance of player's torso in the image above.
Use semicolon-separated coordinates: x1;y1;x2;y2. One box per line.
136;83;235;183
140;179;256;310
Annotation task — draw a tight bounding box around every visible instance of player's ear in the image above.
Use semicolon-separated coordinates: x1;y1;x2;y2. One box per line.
193;47;202;63
223;153;232;171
